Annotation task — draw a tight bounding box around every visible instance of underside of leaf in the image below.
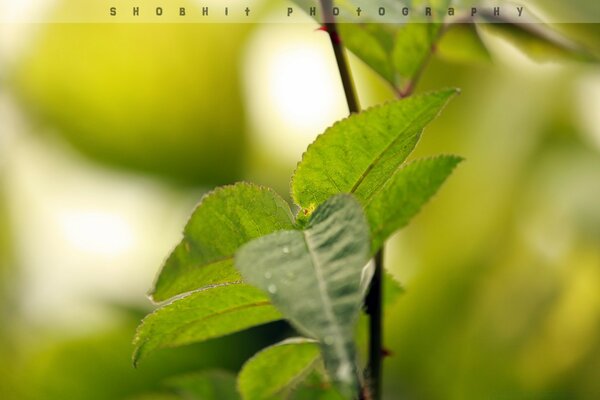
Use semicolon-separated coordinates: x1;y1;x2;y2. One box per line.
235;195;371;397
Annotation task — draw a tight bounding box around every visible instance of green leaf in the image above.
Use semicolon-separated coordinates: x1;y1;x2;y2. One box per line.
339;23;441;91
167;370;240;400
292;90;458;229
365;155;463;250
477;20;594;62
391;23;442;87
383;271;405;307
235;195;370;397
238;338;320;400
291;0;444;90
338;23;396;85
133;283;282;366
436;24;491;65
151;183;294;302
289;369;344;400
291;380;344;400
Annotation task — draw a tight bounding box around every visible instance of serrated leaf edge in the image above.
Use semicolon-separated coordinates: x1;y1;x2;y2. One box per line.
148;181;294;303
366;154;464;241
289;88;460;213
133;281;278;367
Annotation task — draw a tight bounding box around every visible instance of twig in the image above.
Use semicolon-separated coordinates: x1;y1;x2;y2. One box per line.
365;250;384;399
320;0;360;114
319;2;381;399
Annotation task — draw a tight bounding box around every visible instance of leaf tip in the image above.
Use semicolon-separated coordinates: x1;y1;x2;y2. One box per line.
131;318;152;368
428;87;461;105
146;289;158;303
131;342;143;368
449;154;466;165
441;87;461;99
146;286;169;304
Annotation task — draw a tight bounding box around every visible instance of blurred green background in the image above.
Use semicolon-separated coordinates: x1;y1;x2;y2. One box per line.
1;0;600;398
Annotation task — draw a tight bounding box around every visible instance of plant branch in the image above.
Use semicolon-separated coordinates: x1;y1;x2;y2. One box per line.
320;0;360;114
319;2;381;399
365;250;384;399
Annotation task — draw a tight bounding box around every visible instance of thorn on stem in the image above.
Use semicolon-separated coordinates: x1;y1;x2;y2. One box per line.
381;347;393;358
361;385;373;400
316;24;341;45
